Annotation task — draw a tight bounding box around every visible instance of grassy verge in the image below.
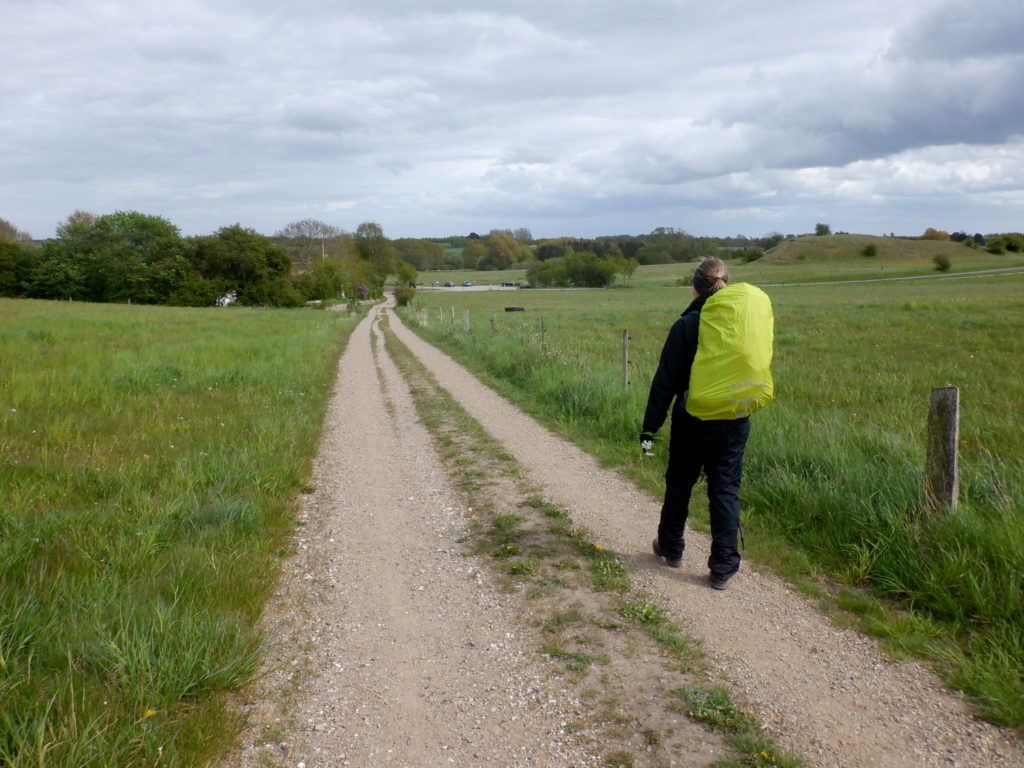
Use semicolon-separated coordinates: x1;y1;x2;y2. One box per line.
381;314;800;768
398;271;1024;733
0;299;362;767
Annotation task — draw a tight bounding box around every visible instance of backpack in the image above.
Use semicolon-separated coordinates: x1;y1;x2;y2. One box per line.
685;283;774;420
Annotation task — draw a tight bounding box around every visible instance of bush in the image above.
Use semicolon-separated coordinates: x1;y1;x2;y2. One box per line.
862;243;877;258
985;236;1006;254
1004;233;1024;252
394;285;415;306
933;253;951;272
742;246;764;263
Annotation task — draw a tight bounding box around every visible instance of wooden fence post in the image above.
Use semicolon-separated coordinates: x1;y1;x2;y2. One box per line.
463;309;470;333
490;313;496;337
451;306;455;323
622;329;630;388
925;386;959;512
540;315;546;351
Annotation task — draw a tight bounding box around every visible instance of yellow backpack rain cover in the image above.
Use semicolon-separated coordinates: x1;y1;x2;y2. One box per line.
685;283;774;420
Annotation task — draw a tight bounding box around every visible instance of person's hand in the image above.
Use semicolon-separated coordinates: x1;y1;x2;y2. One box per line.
640;433;655;457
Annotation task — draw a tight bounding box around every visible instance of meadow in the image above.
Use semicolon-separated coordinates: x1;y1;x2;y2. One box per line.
0;299;359;767
419;235;1024;289
401;259;1024;731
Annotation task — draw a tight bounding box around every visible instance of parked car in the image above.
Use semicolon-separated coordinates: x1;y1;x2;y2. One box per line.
462;280;473;287
518;282;533;289
500;281;516;287
444;281;455;287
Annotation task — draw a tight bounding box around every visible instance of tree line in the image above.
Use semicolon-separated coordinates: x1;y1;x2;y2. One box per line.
4;213;1021;304
0;213;401;307
391;227;788;288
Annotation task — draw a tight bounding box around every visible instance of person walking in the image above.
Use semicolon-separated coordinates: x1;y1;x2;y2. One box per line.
640;257;773;589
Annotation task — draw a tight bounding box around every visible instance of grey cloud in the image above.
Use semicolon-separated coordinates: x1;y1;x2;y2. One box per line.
889;0;1024;60
3;0;1024;240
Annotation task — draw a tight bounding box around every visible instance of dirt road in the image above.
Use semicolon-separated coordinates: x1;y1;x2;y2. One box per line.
226;302;1023;768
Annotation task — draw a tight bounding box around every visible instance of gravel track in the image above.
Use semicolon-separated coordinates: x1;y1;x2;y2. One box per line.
227;304;598;768
226;301;1023;768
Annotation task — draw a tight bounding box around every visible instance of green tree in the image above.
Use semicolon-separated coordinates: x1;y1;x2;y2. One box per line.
24;253;85;300
1003;233;1024;252
620;257;639;283
461;240;486;269
0;240;37;296
527;258;570;287
985;235;1007;254
0;217;33;243
481;231;519;270
814;223;831;236
536;240;572;261
354;222;395;295
294;258;349;302
395;260;417;286
393;238;444;270
36;210;187;303
481;231;531;270
186;224;300;306
564;251;618;287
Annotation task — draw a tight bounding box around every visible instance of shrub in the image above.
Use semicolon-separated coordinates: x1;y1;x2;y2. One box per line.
862;244;877;258
986;236;1006;255
1004;233;1024;252
394;285;416;306
742;246;764;263
933;253;951;272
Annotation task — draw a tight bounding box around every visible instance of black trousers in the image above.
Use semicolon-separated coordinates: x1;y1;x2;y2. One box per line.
656;410;750;581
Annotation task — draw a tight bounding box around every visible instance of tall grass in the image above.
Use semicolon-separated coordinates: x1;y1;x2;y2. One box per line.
401;270;1024;731
0;299;359;767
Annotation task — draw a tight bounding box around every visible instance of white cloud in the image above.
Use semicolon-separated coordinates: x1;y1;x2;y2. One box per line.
1;0;1022;239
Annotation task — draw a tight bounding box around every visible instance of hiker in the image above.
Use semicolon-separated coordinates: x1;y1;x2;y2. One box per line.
640;257;773;589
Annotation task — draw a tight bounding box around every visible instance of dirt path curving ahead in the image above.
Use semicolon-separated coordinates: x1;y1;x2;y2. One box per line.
226;301;1023;768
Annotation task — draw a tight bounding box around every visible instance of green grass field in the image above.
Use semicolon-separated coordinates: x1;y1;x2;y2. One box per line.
401;261;1024;731
416;238;1024;289
0;299;359;767
2;239;1021;764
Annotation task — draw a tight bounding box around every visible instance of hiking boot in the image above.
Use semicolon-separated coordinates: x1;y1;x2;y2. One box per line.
652;538;681;568
709;575;729;590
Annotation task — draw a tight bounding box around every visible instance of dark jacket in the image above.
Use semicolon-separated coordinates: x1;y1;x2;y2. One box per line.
641;293;708;436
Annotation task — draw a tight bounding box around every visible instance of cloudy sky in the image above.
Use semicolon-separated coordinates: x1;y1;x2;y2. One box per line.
3;0;1022;240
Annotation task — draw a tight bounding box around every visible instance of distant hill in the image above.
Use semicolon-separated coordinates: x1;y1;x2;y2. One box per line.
764;234;967;264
